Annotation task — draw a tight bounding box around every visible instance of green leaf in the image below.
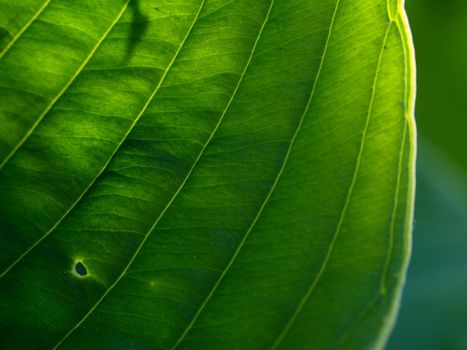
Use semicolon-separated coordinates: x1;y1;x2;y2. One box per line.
0;0;416;349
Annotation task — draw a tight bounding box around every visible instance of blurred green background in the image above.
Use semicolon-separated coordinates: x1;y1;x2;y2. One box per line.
388;0;467;349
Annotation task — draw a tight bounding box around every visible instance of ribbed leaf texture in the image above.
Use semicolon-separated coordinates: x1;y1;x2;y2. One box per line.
0;0;416;349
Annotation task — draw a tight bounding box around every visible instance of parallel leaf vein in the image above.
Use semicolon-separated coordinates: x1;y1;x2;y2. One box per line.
0;0;130;171
336;121;408;349
0;1;131;277
49;1;212;347
271;20;394;350
172;0;342;348
51;0;282;347
0;0;197;279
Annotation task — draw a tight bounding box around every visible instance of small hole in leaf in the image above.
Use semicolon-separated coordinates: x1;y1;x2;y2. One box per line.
74;262;87;277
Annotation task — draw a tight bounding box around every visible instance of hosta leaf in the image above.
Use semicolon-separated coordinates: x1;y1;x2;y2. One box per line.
0;0;416;349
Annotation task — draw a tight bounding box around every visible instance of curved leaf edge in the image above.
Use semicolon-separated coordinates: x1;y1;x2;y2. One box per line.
374;1;417;348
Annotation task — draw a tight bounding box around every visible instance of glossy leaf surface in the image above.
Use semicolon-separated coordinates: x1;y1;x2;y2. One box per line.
0;0;415;349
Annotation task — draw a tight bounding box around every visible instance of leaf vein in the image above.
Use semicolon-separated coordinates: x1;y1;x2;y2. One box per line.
0;0;52;59
0;1;130;170
49;1;210;347
270;19;394;350
51;0;281;347
171;0;342;348
0;1;131;278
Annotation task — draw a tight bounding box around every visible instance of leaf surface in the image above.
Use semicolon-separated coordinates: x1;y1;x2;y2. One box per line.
0;0;416;349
